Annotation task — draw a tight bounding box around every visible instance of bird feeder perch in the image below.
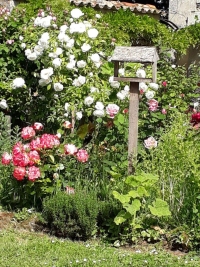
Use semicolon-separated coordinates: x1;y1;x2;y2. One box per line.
111;46;159;173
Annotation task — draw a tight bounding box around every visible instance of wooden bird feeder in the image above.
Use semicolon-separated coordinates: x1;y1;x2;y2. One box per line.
111;46;159;174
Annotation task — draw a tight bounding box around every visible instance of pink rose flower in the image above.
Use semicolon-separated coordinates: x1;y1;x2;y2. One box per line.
162;81;167;87
12;142;24;155
28;150;40;166
33;122;43;131
64;144;78;155
27;166;41;182
144;136;157;149
65;186;75;195
40;134;60;149
13;166;26;181
30;137;42;151
147;99;158;112
106;104;120;119
162;108;167;115
13;152;29;167
76;149;89;162
21;126;36;140
1;152;12;165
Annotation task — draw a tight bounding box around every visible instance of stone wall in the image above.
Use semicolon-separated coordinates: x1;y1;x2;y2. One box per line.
169;0;200;28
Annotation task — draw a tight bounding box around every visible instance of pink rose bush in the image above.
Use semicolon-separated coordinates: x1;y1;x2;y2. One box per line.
1;123;89;183
144;136;157;149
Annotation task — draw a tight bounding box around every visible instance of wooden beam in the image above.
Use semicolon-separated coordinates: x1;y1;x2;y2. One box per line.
113;77;152;83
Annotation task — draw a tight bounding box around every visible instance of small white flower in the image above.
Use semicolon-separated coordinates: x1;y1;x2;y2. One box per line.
21;43;26;49
0;99;8;109
76;111;83;120
139;82;148;92
64;103;70;111
72;76;86;87
34;17;42;26
34;45;44;56
27;52;38;61
109;76;120;88
81;43;91;52
194;102;199;108
136;69;146;78
39;78;51;87
117;91;127;100
93;109;104;117
90;87;99;93
55;47;63;56
12;77;25;89
77;22;86;33
40;16;52;28
95;101;104;110
118;68;125;76
145;90;155;100
19;35;24;41
64;112;69;117
54;82;63;91
25;49;32;56
77;60;86;68
58;32;70;42
83;21;92;28
60;25;68;32
87;28;99;39
171;64;176;68
84;96;94;106
95;14;101;19
91;53;100;63
52;58;62;68
70;8;84;19
66;60;76;70
149;83;159;91
65;39;74;48
40;67;54;80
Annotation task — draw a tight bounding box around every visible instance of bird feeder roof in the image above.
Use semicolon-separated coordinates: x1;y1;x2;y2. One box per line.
111;46;159;63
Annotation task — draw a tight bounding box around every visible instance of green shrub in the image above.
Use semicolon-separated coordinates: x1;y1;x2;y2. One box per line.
42;190;98;240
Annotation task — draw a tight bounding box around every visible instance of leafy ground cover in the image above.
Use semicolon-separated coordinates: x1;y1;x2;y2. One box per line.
0;211;199;267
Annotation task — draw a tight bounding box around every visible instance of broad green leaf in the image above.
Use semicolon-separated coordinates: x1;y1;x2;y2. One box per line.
114;210;130;225
49;155;55;163
77;124;88;139
148;198;171;217
137;186;149;197
118;114;125;124
128;190;139;198
123;199;141;215
113;191;130;204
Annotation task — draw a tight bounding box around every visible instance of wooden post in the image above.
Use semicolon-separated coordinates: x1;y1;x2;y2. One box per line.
128;82;139;174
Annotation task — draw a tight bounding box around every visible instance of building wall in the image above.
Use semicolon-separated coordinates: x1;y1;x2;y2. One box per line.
169;0;200;28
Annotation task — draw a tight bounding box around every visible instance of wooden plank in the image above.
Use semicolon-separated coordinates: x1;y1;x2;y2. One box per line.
128;82;139;174
114;61;119;77
113;77;152;83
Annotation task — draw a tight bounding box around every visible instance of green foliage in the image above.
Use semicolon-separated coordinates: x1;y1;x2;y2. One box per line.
42;190;98;240
113;172;171;238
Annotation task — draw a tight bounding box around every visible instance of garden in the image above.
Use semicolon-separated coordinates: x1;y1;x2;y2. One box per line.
1;0;200;265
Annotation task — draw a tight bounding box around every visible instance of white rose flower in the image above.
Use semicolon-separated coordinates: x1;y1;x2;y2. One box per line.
60;25;68;32
124;85;130;92
66;60;76;70
84;96;94;106
53;58;62;68
0;99;8;109
117;91;126;100
139;82;148;92
58;32;70;42
76;111;83;120
39;78;51;87
77;60;86;68
21;43;26;49
25;49;32;56
90;87;99;93
83;21;92;28
118;68;125;76
69;18;73;23
34;45;44;56
40;67;54;80
91;53;100;63
72;76;86;87
145;90;155;100
41;16;52;28
12;78;25;89
149;83;159;91
93;109;104;117
69;22;80;34
49;52;57;58
19;35;24;41
27;52;38;61
194;102;199;108
109;76;120;88
81;43;91;52
95;101;104;110
54;82;63;91
171;64;176;68
64;103;70;111
136;69;146;78
64;112;69;117
77;22;86;33
34;17;42;26
71;8;84;19
41;32;50;40
87;28;99;39
65;39;74;48
55;47;63;56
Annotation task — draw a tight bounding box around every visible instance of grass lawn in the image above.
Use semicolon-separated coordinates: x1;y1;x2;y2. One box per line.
0;228;200;267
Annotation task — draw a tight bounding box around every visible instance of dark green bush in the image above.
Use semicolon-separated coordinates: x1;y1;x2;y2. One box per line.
42;190;98;240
